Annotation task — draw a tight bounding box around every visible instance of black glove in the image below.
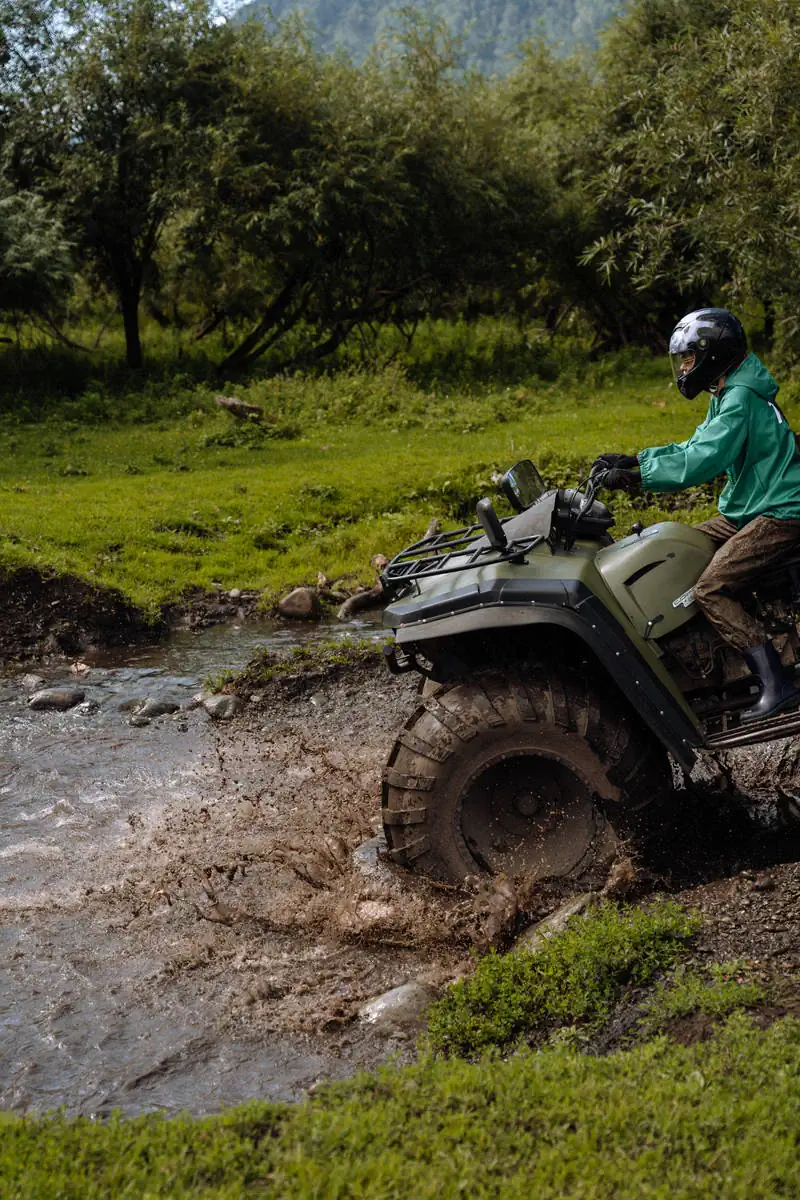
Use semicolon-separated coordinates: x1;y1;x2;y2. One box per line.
591;452;639;474
603;467;641;492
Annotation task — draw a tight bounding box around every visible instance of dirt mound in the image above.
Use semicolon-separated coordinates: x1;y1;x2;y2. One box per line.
0;567;162;662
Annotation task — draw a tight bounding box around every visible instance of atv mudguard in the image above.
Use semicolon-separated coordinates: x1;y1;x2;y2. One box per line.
385;554;704;774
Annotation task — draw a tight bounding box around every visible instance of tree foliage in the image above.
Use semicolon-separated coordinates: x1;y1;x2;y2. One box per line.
2;0;800;374
584;0;800;351
1;0;235;367
0;187;71;323
180;12;559;371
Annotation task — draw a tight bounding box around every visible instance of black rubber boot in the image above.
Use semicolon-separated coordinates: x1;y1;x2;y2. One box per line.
740;641;800;723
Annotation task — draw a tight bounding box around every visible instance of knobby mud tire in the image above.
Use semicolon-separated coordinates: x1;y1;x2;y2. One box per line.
382;665;671;884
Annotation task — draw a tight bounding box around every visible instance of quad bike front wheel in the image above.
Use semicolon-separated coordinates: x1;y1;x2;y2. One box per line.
381;666;671;884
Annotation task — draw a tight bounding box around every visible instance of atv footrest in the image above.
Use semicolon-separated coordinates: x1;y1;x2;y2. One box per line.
706;705;800;749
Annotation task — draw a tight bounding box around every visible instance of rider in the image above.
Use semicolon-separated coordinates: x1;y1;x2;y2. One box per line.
593;307;800;722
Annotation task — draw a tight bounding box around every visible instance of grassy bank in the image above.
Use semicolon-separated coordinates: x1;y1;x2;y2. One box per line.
0;345;747;616
4;1021;800;1198
2;900;799;1197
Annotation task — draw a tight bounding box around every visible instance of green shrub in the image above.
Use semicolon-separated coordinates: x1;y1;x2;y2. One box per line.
426;901;700;1058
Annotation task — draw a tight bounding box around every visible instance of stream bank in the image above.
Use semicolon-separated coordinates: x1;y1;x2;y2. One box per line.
3;614;800;1118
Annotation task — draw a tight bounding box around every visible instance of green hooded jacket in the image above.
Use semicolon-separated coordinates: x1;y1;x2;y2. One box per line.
637;353;800;527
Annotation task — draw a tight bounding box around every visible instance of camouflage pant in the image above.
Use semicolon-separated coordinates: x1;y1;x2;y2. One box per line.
693;514;800;651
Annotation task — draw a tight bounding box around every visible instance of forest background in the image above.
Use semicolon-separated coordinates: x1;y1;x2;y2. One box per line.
1;0;800;610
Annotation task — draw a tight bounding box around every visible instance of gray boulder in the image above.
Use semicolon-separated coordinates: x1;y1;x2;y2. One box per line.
513;892;598;954
28;688;86;712
359;981;439;1033
135;698;180;720
203;694;242;721
278;587;321;620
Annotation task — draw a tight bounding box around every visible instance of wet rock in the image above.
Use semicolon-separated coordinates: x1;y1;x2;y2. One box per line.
118;698;144;712
203;694;242;721
135;698;180;720
228;588;242;601
20;673;46;692
76;700;100;715
128;714;151;728
513;892;598;954
28;687;86;712
359;982;439;1032
278;587;321;621
352;834;390;878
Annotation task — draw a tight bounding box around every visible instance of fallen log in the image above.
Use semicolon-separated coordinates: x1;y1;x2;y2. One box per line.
214;394;264;421
336;554;390;621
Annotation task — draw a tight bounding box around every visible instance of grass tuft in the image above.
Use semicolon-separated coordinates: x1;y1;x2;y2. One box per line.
638;961;768;1035
426;901;700;1058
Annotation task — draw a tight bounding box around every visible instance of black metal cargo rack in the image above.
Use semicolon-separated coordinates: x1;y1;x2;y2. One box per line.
382;525;544;585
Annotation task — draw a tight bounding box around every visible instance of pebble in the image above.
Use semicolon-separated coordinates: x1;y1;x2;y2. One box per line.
128;714;151;728
135;698;180;720
203;694;242;721
228;588;242;601
28;687;86;712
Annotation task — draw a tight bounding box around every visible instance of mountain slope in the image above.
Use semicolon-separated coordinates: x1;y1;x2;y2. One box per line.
236;0;626;72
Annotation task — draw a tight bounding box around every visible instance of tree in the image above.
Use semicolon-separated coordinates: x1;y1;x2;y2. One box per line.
1;0;236;368
180;12;559;373
580;0;800;352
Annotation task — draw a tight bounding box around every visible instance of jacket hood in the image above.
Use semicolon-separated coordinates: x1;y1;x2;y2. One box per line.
723;352;778;401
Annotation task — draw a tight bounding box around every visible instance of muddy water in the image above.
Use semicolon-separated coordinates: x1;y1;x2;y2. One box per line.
0;618;384;1117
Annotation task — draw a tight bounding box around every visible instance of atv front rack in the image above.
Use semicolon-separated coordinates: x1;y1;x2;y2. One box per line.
383;525;544;586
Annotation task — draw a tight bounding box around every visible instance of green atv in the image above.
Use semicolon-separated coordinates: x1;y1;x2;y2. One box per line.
379;461;800;884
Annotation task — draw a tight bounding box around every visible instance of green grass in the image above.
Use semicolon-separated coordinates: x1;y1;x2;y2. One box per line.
425;902;700;1058
0;349;738;614
638;962;768;1035
2;1016;800;1197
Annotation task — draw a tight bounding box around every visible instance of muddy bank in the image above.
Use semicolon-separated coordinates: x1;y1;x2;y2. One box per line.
0;567;381;665
0;568;292;664
0;567;164;663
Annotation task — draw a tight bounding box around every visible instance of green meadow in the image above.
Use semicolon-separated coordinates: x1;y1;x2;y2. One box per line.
0;331;758;618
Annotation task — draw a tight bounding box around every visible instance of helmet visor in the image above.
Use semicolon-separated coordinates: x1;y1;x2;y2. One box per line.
670;349;696;386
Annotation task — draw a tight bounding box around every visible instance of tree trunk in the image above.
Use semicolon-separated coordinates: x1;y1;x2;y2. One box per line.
120;284;143;370
218;276;304;375
764;299;776;345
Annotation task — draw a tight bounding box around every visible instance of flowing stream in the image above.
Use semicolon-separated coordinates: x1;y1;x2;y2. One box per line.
0;617;383;1117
